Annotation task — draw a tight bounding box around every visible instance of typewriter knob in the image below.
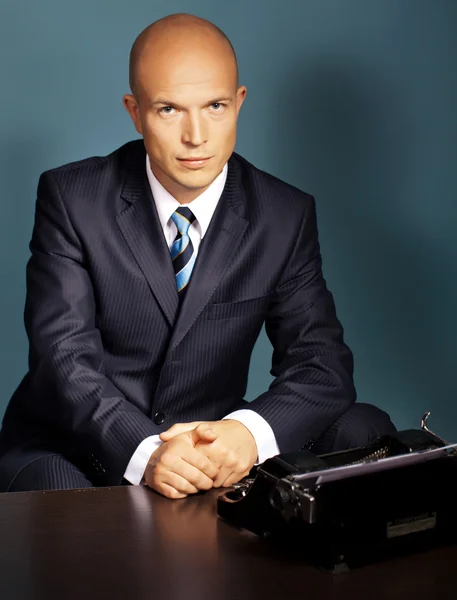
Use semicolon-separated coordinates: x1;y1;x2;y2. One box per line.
269;486;295;516
230;479;254;498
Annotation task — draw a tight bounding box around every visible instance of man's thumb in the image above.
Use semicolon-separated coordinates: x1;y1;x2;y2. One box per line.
159;421;203;441
188;425;218;445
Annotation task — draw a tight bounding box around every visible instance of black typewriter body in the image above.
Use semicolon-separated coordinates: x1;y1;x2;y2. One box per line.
216;417;457;572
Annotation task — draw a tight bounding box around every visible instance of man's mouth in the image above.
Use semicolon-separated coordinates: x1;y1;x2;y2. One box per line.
177;157;212;168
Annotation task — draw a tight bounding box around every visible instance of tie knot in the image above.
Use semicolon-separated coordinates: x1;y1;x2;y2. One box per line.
170;207;196;235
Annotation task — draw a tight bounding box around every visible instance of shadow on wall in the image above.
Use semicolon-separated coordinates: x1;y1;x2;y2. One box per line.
268;57;456;438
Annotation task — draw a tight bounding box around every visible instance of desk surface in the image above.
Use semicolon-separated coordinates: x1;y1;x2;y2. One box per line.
0;485;456;600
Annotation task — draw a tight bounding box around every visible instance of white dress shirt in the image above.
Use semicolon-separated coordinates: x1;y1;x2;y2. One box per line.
123;156;280;485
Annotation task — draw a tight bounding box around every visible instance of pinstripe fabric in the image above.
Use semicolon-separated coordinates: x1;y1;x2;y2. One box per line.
0;138;390;492
8;455;93;491
309;403;396;454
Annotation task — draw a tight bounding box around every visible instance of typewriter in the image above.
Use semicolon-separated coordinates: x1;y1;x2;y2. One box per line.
216;412;457;572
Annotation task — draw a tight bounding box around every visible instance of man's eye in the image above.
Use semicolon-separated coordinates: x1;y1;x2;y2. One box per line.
160;106;174;114
211;103;221;110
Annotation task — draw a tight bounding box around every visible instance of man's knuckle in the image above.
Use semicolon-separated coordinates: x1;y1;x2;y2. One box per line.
179;478;197;494
200;456;215;471
227;452;238;466
163;487;174;499
218;447;228;460
199;476;213;490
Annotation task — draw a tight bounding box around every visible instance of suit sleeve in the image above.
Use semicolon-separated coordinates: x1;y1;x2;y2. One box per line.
24;171;160;484
246;195;356;453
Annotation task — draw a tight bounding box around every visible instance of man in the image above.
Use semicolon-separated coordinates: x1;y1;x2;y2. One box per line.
0;14;395;497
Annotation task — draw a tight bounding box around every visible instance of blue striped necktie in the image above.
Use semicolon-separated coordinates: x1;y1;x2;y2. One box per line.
170;207;197;296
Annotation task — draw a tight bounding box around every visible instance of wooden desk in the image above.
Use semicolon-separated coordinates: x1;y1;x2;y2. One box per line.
0;485;456;600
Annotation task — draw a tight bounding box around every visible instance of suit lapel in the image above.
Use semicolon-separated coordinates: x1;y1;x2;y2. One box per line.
115;143;250;345
167;155;249;353
116;142;179;327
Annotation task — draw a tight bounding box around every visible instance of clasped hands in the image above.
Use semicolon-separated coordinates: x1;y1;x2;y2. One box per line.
145;419;258;499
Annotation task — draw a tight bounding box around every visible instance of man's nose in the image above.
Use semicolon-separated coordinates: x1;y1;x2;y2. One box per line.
182;112;208;146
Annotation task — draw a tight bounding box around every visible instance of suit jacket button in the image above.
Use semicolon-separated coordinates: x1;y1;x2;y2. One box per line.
154;412;165;425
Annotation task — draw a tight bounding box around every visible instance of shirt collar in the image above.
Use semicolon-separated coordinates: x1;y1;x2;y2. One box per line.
145;155;228;238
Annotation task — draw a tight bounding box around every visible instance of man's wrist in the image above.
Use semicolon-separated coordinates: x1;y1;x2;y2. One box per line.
222;409;280;464
124;435;163;485
224;419;257;446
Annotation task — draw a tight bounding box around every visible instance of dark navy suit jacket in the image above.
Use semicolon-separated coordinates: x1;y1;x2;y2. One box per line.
0;139;356;489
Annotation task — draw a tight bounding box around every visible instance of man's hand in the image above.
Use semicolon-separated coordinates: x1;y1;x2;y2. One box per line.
160;420;258;488
152;421;205;437
145;427;221;499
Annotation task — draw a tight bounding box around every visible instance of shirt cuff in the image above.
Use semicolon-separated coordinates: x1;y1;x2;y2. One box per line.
123;435;163;485
222;409;280;464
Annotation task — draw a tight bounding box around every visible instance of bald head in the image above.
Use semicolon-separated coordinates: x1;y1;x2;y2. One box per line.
129;13;238;97
123;13;246;204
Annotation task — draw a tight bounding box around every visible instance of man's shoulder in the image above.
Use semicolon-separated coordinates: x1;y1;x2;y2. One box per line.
42;139;144;182
232;151;314;206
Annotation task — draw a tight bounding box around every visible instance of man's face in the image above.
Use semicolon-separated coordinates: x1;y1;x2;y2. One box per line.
124;44;246;203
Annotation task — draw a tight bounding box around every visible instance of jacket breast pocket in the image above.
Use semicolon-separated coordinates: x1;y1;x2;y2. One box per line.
204;294;273;320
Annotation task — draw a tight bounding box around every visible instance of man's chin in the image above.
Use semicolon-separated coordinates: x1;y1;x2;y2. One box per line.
172;173;218;192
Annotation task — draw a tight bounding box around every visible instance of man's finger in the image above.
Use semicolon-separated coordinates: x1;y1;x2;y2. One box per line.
179;449;219;481
194;437;229;471
159;421;206;441
220;468;251;488
211;451;239;487
214;467;249;489
188;426;218;445
148;453;214;494
158;483;188;500
162;471;199;495
160;448;218;487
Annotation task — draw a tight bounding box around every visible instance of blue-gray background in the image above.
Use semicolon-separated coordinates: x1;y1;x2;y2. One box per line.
1;0;456;439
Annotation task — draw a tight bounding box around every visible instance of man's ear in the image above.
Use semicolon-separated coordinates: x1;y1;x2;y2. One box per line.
123;94;143;135
235;85;247;115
